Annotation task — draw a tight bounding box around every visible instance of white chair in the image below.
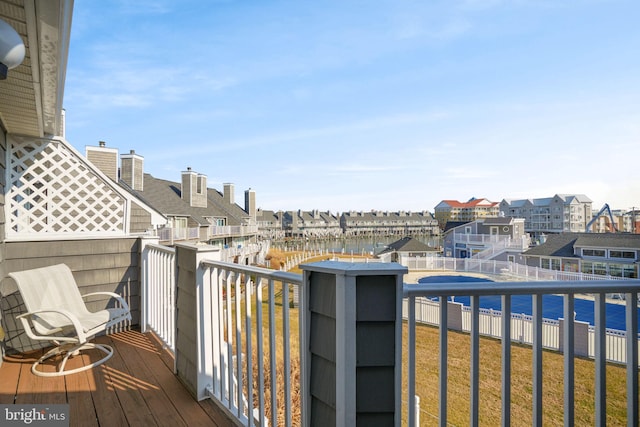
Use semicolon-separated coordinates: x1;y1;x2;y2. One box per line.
9;263;131;377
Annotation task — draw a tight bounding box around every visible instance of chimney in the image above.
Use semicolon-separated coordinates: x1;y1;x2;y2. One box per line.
181;167;207;208
244;188;256;221
120;149;144;191
223;183;235;205
86;141;118;181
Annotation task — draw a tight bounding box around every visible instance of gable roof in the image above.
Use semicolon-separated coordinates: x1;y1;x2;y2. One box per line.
377;236;437;255
523;234;580;258
523;232;640;258
121;174;247;226
482;217;516;225
443;221;470;232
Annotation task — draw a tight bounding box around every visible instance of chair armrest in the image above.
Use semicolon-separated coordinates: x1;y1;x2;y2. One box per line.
17;308;87;343
82;291;131;313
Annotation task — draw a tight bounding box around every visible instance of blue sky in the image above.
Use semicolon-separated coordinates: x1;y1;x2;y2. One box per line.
64;0;640;213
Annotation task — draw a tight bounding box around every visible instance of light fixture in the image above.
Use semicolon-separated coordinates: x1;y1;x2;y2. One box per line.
0;18;26;80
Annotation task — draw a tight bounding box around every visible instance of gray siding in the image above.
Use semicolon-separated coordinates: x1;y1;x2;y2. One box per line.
307;271;399;426
355;275;396;425
0;237;141;353
309;271;337;425
130;201;153;233
86;148;118;181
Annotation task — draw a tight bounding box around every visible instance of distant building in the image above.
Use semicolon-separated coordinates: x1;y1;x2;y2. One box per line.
499;194;592;238
622;209;640;233
442;217;529;261
256;209;285;239
340;210;439;237
522;233;640;278
283;210;342;238
376;236;439;263
434;198;499;229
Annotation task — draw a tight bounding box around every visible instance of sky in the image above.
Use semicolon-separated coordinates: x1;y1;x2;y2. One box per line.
64;0;640;214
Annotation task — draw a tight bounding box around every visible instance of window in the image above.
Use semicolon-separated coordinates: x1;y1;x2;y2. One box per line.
541;258;561;270
582;248;606;257
581;261;593;275
593;262;607;275
610;250;635;260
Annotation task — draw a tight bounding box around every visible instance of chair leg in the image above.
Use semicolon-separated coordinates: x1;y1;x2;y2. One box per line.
31;342;114;377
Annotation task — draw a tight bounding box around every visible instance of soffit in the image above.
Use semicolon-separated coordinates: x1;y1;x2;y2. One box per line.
0;0;72;137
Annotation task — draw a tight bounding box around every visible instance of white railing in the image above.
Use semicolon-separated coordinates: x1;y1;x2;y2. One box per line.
403;297;640;364
199;259;302;427
219;242;270;264
208;224;259;237
404;280;640;427
400;255;628;282
471;235;532;260
452;233;505;244
157;226;200;242
141;243;177;354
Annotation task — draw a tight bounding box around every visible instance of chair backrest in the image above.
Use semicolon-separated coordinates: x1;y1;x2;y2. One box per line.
9;264;90;334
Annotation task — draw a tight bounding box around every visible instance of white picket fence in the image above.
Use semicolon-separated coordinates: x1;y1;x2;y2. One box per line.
403;297;638;365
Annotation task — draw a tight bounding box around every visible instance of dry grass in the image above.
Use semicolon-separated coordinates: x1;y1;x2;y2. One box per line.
404;322;632;426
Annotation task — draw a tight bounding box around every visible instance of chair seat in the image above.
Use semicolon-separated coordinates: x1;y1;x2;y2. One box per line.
77;307;130;333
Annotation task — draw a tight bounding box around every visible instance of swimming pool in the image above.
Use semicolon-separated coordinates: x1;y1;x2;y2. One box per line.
417;275;639;331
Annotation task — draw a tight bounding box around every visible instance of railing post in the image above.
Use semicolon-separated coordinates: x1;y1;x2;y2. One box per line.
300;261;407;427
173;243;221;400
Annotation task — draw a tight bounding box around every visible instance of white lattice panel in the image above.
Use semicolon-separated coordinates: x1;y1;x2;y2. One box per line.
7;139;127;236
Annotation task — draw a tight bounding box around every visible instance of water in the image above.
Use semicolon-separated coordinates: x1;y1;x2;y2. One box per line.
272;235;441;255
418;275;639;331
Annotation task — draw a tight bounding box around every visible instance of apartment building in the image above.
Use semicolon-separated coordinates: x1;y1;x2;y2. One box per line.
340;210;439;237
433;198;499;229
283;210;342;238
255;209;285;239
499;194;592;238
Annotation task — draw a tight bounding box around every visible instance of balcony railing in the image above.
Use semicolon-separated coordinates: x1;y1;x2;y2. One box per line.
452;232;505;244
208;224;258;237
404;280;639;426
141;243;177;354
141;243;640;426
400;255;628;282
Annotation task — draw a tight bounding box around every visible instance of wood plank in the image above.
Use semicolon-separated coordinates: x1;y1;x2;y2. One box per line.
89;335;148;426
0;355;23;404
64;353;99;427
108;333;188;427
146;330;176;372
130;333;222;426
16;348;67;404
199;398;246;427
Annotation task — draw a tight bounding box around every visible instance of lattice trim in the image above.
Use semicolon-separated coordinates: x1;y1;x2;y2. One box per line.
7;138;127;236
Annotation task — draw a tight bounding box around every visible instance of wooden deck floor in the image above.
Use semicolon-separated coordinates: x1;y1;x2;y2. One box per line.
0;330;238;426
